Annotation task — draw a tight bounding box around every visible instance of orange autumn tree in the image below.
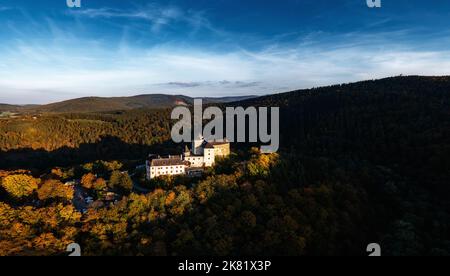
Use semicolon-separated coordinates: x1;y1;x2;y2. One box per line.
93;178;107;192
81;173;96;189
37;179;74;202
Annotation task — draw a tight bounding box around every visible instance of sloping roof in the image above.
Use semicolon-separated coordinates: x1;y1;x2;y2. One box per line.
150;158;189;167
204;143;215;149
210;141;229;146
204;140;229;148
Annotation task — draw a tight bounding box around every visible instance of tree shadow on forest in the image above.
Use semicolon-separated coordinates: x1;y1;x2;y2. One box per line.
0;136;182;171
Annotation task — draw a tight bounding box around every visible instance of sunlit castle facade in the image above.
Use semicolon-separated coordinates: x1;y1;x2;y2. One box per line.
146;136;231;180
184;135;231;168
184;136;215;167
146;155;189;180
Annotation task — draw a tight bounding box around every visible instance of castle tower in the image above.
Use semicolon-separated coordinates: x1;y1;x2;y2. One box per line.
192;134;204;155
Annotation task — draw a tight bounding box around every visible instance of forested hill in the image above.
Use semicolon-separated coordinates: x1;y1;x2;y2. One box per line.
231;75;450;255
238;75;450;107
35;95;184;113
0;104;20;112
0;95;257;114
1;75;450;173
237;75;450;191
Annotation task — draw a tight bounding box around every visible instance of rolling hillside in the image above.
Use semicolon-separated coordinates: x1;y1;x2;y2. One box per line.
0;104;20;113
0;94;257;114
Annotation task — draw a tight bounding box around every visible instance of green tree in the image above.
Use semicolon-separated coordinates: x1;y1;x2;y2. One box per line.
109;171;133;194
246;148;279;178
100;161;123;172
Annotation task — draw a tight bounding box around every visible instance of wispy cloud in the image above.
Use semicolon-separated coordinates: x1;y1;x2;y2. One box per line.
0;6;12;12
1;2;450;104
160;81;262;89
3;33;450;104
68;4;216;33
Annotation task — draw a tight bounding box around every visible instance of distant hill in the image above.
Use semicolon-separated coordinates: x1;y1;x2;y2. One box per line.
0;104;20;112
0;94;258;114
201;95;258;104
29;94;188;113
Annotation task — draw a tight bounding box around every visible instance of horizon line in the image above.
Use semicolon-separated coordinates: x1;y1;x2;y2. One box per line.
1;74;448;106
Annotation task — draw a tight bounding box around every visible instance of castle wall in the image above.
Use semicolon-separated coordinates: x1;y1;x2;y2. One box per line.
204;148;215;167
213;144;231;157
147;163;186;180
185;156;204;168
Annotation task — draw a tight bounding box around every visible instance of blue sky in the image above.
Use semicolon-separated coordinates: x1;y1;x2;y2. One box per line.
1;0;450;104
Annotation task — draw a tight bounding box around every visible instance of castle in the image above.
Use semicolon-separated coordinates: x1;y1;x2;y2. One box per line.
146;136;230;180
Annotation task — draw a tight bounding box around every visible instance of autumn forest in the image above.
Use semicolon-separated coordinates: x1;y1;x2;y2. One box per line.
1;76;450;256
